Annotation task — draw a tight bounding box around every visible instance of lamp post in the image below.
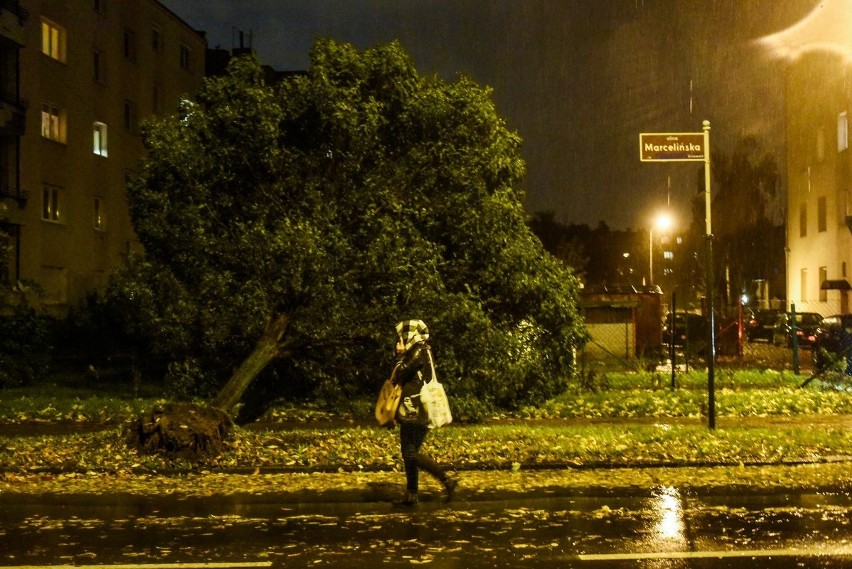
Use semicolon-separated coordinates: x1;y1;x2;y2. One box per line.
649;212;673;286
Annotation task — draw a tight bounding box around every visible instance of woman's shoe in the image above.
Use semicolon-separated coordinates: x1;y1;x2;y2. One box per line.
393;491;419;507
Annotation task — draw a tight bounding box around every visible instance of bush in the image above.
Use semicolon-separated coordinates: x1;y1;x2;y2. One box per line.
0;284;53;387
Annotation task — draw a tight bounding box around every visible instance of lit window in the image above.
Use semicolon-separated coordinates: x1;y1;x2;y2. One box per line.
41;104;64;142
801;268;808;303
839;111;848;152
41;18;66;62
93;122;108;156
180;44;190;70
42;185;62;222
93;197;106;230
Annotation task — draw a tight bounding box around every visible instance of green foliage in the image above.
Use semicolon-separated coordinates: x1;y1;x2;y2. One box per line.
0;283;53;387
114;42;583;409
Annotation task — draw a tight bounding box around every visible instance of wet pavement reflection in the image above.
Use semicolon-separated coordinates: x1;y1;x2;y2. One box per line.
0;487;850;567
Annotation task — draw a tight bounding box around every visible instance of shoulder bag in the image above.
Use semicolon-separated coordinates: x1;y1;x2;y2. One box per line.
420;348;452;428
374;366;402;427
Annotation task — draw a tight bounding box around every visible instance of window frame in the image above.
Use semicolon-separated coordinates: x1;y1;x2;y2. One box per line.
93;121;108;157
42;185;62;223
817;196;827;233
93;196;106;231
123;100;137;132
151;25;162;54
179;44;191;71
93;49;106;83
41;18;66;62
41;103;65;143
123;28;137;63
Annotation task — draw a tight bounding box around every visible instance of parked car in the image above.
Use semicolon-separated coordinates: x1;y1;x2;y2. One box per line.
772;312;823;348
745;309;781;342
812;314;852;373
662;312;709;351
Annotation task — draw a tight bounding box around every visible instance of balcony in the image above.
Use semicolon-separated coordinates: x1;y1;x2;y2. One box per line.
0;91;24;136
0;0;26;47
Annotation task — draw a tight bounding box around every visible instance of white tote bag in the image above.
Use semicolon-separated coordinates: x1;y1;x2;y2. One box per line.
420;348;452;428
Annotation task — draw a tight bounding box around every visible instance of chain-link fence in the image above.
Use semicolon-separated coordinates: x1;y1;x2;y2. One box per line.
578;301;820;379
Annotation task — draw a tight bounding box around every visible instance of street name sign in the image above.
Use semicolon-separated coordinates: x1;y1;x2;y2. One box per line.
639;132;705;162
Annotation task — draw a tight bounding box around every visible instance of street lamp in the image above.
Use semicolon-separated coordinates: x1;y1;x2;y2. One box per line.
649;211;673;286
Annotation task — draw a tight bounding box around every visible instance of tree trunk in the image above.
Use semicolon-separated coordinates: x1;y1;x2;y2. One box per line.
212;312;290;415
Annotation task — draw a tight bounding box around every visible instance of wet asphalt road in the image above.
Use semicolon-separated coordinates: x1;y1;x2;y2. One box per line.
1;487;851;568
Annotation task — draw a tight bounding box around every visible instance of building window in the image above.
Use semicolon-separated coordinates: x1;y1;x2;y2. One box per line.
801;268;808;304
124;29;137;62
41;104;64;142
818;196;827;232
799;203;807;238
179;44;191;70
42;185;62;222
819;266;828;302
41;18;66;62
93;197;106;230
839;111;849;152
124;100;137;132
152;83;162;114
151;26;162;53
93;50;106;82
93;122;108;156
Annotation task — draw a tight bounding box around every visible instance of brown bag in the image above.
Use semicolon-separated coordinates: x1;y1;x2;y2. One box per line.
375;374;402;427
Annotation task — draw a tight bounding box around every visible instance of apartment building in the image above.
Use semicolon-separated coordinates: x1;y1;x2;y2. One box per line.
1;0;205;313
785;52;852;316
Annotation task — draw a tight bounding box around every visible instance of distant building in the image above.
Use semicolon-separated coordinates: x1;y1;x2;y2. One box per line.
761;0;852;316
784;52;851;315
1;0;206;314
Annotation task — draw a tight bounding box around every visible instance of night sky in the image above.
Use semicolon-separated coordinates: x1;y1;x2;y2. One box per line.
160;0;819;230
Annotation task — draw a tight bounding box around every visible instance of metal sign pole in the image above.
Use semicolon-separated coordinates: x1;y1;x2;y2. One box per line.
703;120;716;430
639;123;715;429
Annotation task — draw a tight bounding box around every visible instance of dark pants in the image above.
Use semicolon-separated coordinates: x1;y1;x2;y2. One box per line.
400;423;446;493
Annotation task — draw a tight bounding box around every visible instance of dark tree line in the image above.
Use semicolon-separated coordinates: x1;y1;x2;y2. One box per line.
529;134;786;312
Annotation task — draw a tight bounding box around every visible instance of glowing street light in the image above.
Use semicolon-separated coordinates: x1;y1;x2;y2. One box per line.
649;211;673;286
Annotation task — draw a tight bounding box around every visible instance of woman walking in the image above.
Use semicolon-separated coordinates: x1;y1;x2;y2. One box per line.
392;319;456;506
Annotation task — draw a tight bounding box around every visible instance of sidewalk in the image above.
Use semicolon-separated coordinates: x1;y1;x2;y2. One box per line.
3;455;852;506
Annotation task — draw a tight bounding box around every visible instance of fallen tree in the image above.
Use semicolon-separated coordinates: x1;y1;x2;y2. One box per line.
115;41;583;458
